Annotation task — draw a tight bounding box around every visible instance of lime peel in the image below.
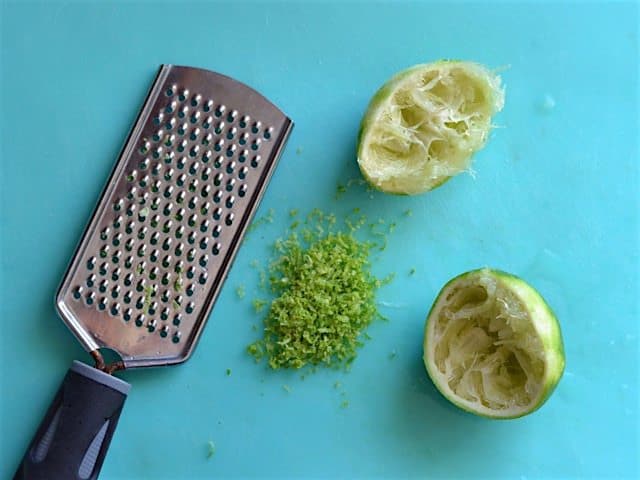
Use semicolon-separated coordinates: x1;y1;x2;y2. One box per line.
358;60;505;194
423;268;564;419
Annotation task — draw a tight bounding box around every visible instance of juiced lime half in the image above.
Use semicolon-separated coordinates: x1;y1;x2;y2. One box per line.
423;268;565;419
357;61;504;194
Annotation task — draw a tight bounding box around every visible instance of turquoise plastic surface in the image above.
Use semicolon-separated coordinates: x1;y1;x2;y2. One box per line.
1;1;638;478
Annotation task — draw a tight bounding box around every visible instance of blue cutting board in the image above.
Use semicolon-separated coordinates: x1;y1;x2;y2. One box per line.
1;1;638;478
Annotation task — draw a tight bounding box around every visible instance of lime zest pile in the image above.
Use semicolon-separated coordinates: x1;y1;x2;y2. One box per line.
247;209;389;370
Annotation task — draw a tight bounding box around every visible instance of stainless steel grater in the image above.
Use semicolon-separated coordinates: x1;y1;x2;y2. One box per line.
15;65;292;480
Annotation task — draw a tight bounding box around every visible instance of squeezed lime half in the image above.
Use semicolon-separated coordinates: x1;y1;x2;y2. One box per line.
423;268;565;419
357;61;504;194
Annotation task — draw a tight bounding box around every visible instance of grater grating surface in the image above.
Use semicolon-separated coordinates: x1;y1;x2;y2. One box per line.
56;65;292;368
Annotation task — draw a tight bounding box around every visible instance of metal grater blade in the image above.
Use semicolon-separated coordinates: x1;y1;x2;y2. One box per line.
55;65;292;368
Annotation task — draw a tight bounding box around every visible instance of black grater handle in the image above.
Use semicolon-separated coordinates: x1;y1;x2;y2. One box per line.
14;361;130;480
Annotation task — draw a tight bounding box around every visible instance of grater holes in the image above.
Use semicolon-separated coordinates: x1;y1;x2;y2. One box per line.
160;325;169;337
201;166;212;181
214;139;224;152
87;257;96;270
100;227;110;241
135;314;145;327
190;111;201;124
212;225;222;237
140;141;150;155
177;157;187;170
199;237;208;250
226;127;237;140
164;168;174;182
85;291;96;305
164;151;175;164
190;128;200;141
152;131;162;142
147;319;157;333
99;279;108;293
123;291;132;304
98;297;108;311
166;85;176;97
111;251;121;264
186;284;195;296
126;187;137;201
111;285;121;298
174;207;185;222
239;184;248;197
176;173;187;187
123;308;132;322
161;289;171;303
164;134;175;148
239;150;248;162
239;133;248;146
225;196;235;209
152;146;163;159
187;231;197;245
125;221;135;235
110;303;120;316
86;274;96;288
166;101;177;114
172;332;181;343
99;262;109;276
251;155;261;168
73;286;83;300
239;166;248;180
203;100;213;112
251;139;261;151
173;313;182;326
139;158;150;170
188;196;198;210
203;116;213;129
225;213;234;226
199;255;208;268
149;266;159;280
165;118;176;131
251;121;261;134
214;122;224;135
212;207;222;220
187;179;198;193
111;268;121;281
179;89;189;102
226;178;235;192
214;104;226;118
113;199;124;212
212;243;221;255
178;106;188;119
264;127;273;140
239;115;249;128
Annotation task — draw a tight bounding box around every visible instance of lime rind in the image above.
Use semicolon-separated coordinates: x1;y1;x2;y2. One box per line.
423;268;565;419
358;61;505;195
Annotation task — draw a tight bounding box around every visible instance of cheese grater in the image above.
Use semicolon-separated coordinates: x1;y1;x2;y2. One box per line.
15;65;293;480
